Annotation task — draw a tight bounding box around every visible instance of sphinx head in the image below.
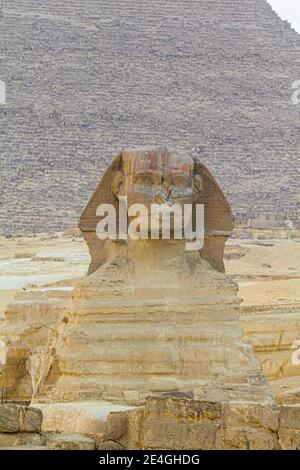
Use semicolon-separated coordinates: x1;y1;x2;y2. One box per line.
79;147;233;275
110;147;203;234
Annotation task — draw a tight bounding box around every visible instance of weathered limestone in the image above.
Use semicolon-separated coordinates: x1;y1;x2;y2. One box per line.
30;148;272;405
0;404;44;449
0;405;20;433
2;397;297;450
35;401;134;434
94;397;300;450
45;433;95;450
0;289;69;400
23;407;43;433
29;401;132;450
279;406;300;450
0;404;42;433
241;305;300;404
96;397;283;450
1;398;298;450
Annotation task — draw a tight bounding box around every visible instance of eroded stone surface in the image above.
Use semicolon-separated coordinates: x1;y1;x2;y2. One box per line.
35;401;134;434
96;397;300;450
106;397;282;450
0;405;20;433
0;432;45;448
22;407;43;433
97;440;125;450
45;433;95;450
279;429;300;450
0;404;43;433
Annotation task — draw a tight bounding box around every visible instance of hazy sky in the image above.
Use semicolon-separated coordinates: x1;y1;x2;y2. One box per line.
267;0;300;34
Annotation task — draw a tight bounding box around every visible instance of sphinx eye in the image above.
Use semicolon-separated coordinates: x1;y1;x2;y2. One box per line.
172;176;187;188
135;176;153;186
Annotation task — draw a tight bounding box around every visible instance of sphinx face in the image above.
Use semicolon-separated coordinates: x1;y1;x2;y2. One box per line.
118;149;202;206
111;148;202;236
80;146;232;273
125;149;194;206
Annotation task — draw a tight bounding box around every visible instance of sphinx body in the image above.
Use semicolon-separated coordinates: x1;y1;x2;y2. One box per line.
35;148;272;405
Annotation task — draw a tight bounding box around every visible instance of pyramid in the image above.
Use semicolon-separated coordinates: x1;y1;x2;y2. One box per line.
0;0;300;234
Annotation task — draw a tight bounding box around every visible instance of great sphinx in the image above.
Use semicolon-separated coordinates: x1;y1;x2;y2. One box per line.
79;147;233;276
35;147;272;405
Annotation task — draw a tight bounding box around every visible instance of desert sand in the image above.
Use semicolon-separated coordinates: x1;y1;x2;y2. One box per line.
0;231;299;319
225;237;300;307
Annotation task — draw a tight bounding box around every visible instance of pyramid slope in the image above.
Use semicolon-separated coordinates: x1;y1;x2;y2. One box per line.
0;0;299;234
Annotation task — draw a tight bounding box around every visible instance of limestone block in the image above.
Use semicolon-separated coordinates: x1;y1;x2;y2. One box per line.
222;402;279;432
0;405;20;433
123;398;282;450
97;440;125;450
102;411;129;445
1;289;68;400
275;383;300;405
143;416;219;450
241;308;300;402
127;398;223;450
36;401;134;435
279;429;300;450
259;351;300;380
46;433;96;450
146;397;222;421
279;405;300;430
0;432;45;448
220;426;279;450
126;408;145;450
0;404;43;434
21;407;43;433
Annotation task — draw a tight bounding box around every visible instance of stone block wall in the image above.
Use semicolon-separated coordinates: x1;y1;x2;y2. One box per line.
1;398;300;449
101;397;300;450
0;404;44;448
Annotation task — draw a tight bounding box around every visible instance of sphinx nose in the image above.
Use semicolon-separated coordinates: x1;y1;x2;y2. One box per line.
154;190;166;204
154;190;172;205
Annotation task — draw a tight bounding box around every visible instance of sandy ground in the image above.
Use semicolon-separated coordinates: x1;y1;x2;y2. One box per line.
224;238;300;306
0;233;89;319
0;231;299;318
